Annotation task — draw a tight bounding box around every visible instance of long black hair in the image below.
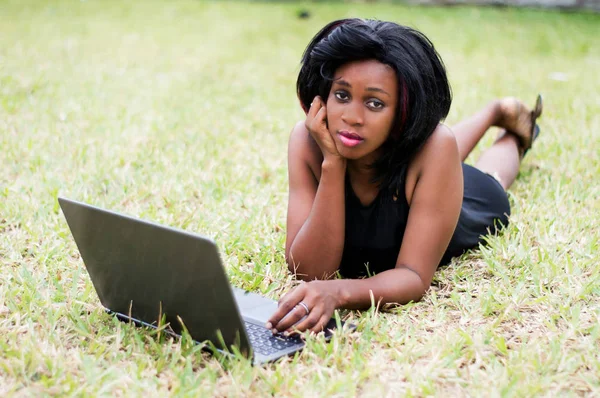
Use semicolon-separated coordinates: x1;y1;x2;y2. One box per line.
297;18;452;193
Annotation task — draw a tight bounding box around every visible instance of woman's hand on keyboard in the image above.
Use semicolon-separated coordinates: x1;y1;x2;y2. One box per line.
265;280;343;335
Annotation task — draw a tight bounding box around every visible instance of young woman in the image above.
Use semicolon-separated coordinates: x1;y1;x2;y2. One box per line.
266;19;542;335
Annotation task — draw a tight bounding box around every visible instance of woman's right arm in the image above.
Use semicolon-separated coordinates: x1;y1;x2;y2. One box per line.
285;101;347;281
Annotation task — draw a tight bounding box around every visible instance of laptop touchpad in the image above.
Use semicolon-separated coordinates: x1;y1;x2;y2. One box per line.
232;288;278;323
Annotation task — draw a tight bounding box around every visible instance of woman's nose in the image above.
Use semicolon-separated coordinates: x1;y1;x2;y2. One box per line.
341;102;364;126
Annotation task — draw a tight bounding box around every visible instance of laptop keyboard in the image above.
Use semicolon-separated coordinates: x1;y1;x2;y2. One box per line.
244;321;303;356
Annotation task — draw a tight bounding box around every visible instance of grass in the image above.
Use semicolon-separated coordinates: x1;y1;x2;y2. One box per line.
1;0;599;395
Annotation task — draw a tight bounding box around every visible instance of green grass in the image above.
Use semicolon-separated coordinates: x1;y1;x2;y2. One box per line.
1;0;599;395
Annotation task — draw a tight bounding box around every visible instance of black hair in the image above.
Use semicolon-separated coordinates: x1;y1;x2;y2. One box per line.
297;18;452;193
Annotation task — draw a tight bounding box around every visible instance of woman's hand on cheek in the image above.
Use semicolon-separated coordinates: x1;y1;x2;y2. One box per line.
265;280;343;335
305;96;341;160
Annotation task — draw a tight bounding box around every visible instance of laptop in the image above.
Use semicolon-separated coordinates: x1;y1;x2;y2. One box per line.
58;197;344;364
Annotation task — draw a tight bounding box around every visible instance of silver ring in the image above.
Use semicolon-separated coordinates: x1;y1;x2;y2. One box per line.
297;301;310;315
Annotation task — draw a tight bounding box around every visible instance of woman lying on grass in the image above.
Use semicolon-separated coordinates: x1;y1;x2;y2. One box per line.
266;18;542;335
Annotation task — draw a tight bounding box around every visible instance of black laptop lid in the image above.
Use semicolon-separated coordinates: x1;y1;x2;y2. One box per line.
59;197;251;354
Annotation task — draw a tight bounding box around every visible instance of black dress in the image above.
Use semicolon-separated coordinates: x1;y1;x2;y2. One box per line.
338;163;510;278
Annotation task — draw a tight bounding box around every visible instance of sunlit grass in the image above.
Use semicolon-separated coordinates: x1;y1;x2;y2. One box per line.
1;0;599;395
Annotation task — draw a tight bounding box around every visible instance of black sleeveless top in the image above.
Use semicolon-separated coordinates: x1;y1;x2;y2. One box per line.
338;163;511;279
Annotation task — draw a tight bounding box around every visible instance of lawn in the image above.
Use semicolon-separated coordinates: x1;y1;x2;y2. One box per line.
1;0;599;395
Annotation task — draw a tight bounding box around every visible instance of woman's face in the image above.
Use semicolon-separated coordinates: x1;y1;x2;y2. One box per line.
326;59;398;162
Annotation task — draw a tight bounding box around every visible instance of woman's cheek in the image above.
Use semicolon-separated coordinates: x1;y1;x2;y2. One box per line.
325;103;342;124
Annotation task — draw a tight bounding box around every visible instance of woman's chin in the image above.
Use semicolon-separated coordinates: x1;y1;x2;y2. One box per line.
334;142;359;160
338;151;366;162
336;145;369;161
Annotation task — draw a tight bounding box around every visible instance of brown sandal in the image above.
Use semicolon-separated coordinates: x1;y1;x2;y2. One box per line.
523;95;543;156
498;94;543;157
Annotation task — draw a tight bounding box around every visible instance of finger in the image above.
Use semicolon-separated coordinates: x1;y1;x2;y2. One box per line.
315;104;327;126
288;304;323;333
276;304;310;333
266;295;302;332
278;282;306;308
265;285;305;330
308;314;332;335
313;95;323;108
307;105;329;142
306;96;322;121
301;96;320;115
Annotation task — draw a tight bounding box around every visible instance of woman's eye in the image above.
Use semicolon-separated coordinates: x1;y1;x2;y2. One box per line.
367;99;384;109
335;91;349;101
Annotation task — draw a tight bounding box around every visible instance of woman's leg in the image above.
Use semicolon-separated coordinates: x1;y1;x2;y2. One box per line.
473;132;521;190
451;97;538;190
451;100;502;162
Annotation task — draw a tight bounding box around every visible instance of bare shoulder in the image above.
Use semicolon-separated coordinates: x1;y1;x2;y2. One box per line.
410;124;459;171
289;120;324;180
420;124;458;159
405;124;461;202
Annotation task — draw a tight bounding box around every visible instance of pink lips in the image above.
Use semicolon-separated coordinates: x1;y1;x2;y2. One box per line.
338;130;364;147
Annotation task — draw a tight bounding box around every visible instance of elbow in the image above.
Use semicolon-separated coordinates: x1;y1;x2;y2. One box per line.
412;272;430;300
285;250;307;279
285;254;333;281
284;258;321;281
285;245;339;281
285;256;300;276
394;265;430;303
284;248;297;274
411;286;428;303
403;281;428;304
409;274;429;303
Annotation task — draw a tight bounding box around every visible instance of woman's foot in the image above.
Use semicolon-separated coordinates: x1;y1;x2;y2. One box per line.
495;95;543;156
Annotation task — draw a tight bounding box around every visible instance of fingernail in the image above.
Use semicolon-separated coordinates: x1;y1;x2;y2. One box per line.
265;322;272;329
283;331;289;337
272;328;278;334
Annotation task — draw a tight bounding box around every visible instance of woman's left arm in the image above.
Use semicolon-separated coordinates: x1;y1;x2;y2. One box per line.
361;124;464;300
268;125;463;333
